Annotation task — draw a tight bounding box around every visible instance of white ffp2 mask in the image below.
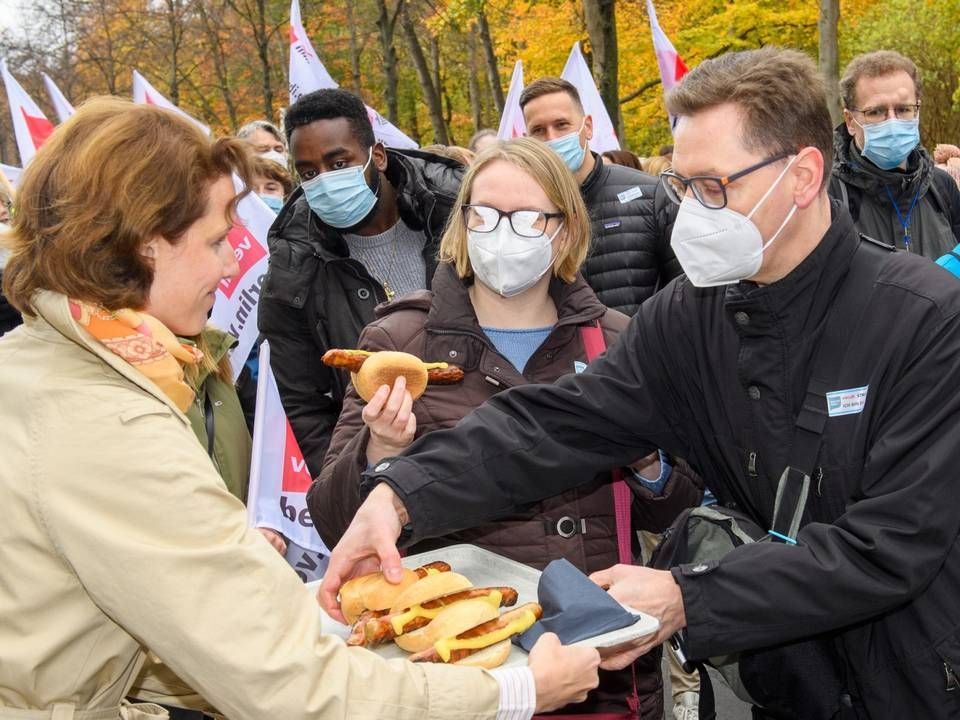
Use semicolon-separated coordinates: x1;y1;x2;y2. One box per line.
670;157;798;287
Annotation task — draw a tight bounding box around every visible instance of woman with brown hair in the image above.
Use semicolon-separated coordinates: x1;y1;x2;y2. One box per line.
0;98;599;719
312;137;702;719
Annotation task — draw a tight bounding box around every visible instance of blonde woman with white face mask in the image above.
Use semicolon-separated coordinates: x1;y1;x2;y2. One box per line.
313;137;704;719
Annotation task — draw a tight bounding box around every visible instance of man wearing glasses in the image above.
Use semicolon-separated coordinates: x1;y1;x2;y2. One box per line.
321;47;960;719
829;50;960;258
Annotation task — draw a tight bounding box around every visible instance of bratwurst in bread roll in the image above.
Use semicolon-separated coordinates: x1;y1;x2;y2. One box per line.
406;600;543;668
354;571;519;650
321;349;465;402
339;561;451;625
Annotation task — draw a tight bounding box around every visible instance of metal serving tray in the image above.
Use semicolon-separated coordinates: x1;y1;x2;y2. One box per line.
309;543;659;669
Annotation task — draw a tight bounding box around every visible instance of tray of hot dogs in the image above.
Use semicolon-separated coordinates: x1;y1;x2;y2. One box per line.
311;544;659;669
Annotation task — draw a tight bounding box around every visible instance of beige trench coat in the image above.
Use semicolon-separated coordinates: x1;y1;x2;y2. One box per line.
0;291;500;720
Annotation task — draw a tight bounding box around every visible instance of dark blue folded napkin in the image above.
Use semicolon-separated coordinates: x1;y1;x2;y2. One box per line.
516;558;637;651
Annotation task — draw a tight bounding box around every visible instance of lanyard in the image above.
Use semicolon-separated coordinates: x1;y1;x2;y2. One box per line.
883;185;921;250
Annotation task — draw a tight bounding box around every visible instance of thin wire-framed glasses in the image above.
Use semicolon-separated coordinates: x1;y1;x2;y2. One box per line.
462;204;564;238
848;102;921;124
660;152;792;210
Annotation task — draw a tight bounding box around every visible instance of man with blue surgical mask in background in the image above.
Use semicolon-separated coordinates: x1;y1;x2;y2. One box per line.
258;88;465;475
521;78;682;316
829;50;960;258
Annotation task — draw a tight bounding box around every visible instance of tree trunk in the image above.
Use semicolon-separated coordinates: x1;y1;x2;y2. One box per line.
375;0;402;123
255;0;273;119
818;0;842;125
400;6;449;144
467;33;483;130
477;4;503;114
195;0;238;128
582;0;621;137
345;0;363;95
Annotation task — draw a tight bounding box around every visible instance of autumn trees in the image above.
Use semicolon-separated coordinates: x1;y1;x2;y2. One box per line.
2;0;959;169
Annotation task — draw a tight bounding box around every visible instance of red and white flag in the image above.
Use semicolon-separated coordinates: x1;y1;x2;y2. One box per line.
1;163;22;188
1;59;55;166
247;340;331;579
288;0;416;149
208;178;273;380
42;73;75;123
561;42;620;153
131;69;210;135
646;0;689;128
497;60;526;140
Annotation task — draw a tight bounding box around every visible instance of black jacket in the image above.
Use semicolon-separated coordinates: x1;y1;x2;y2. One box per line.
257;149;464;476
829;123;960;258
365;203;960;718
579;152;681;315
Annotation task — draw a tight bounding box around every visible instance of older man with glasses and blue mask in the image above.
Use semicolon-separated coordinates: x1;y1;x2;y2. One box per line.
320;46;960;720
829;50;960;258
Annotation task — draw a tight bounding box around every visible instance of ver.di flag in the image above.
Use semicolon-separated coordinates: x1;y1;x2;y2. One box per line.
561;42;620;153
208;177;273;380
247;341;330;581
288;0;416;149
132;69;210;135
1;59;55;165
497;60;526;140
646;0;689;130
42;72;75;123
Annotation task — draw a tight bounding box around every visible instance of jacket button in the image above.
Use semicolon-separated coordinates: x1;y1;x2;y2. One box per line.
357;288;371;300
747;385;761;400
734;311;750;326
493;366;501;373
448;350;458;358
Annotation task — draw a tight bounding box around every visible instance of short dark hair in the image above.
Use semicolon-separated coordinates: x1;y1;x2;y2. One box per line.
666;47;834;188
284;88;375;148
840;50;922;110
519;77;584;114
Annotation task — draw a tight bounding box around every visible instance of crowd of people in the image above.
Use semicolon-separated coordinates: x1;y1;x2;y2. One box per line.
2;43;960;720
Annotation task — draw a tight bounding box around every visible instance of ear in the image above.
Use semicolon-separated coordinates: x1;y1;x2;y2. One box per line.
842;108;858;138
583;115;594;142
372;142;388;173
141;236;160;260
791;148;824;210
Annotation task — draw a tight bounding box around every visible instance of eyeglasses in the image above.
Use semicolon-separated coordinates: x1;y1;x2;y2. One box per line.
462;204;564;238
848;102;921;124
660;152;792;210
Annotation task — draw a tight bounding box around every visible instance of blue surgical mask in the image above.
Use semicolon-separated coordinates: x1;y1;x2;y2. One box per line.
259;194;284;214
856;117;920;171
545;120;587;172
301;147;379;229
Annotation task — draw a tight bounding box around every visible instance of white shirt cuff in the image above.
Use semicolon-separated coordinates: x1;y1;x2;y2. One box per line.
490;665;536;720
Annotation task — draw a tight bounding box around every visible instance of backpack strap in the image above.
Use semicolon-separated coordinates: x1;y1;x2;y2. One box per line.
580;322;634;567
769;238;891;544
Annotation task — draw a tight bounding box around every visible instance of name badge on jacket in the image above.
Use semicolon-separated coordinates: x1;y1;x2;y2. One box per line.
826;386;868;417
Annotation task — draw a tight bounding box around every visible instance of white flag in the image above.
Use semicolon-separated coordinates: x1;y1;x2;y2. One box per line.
208;177;273;380
497;60;526;140
42;73;75;123
131;69;210;135
247;340;331;564
288;0;417;149
1;59;55;166
561;42;620;153
646;0;689;130
1;163;22;188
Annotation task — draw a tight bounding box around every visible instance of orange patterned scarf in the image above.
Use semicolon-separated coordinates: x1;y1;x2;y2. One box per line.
68;300;203;412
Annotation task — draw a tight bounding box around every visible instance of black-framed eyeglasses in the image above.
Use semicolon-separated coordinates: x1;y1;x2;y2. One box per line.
660;152;792;210
462;204;564;238
848;102;921;124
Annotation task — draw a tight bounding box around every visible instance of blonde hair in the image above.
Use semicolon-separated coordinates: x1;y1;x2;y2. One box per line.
3;96;255;316
438;137;590;283
641;156;672;176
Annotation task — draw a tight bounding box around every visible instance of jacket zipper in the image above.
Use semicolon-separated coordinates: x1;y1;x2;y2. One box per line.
747;451;758;477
